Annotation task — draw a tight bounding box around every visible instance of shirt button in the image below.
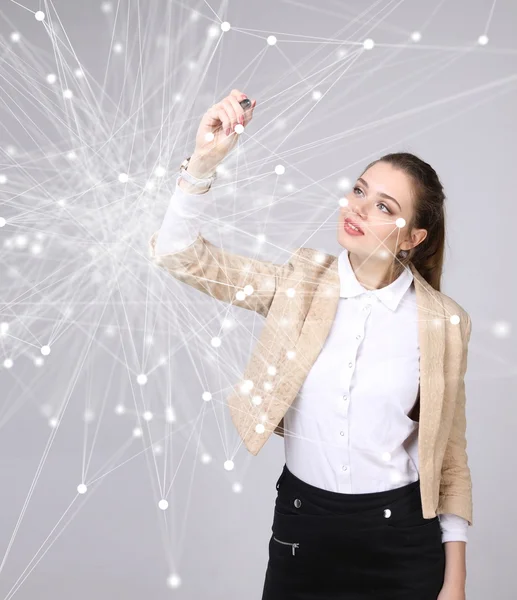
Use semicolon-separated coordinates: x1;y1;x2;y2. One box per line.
294;499;302;508
340;431;345;436
363;304;371;311
342;395;348;401
342;465;348;472
384;509;392;518
356;334;361;340
348;362;353;368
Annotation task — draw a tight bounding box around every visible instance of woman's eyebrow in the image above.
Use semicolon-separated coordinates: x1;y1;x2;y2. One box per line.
357;177;402;211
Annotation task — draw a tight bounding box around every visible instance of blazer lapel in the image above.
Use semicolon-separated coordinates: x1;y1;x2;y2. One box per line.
409;263;446;476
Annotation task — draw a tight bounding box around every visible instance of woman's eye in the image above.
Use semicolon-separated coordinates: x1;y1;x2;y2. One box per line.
353;186;363;195
378;203;391;214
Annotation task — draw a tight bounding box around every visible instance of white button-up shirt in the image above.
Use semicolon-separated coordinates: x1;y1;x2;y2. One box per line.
154;176;468;543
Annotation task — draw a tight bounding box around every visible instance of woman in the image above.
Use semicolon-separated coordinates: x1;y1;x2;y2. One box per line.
148;89;472;600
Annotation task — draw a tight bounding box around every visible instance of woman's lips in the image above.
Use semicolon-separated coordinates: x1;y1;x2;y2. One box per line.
343;218;364;236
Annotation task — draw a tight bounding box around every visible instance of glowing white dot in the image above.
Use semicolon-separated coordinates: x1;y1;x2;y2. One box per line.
205;132;215;142
154;165;166;177
35;11;45;21
15;235;28;248
255;423;265;434
118;172;129;183
478;35;489;46
166;574;181;589
46;73;57;84
202;391;212;402
252;395;263;406
286;350;296;360
315;253;326;263
267;35;277;46
243;285;254;295
221;21;231;32
232;482;243;493
450;315;460;325
267;365;277;376
113;43;123;54
153;444;163;455
10;32;21;43
312;90;322;101
395;217;406;228
83;409;95;423
240;379;254;393
101;2;113;13
115;404;125;415
66;151;77;160
411;31;422;42
49;417;59;428
263;381;273;391
363;38;375;50
74;68;84;79
338;177;351;192
145;181;155;191
143;410;153;421
0;176;6;186
63;89;73;99
286;287;296;297
3;358;13;369
224;460;234;471
137;373;147;385
0;323;9;334
200;452;212;464
132;427;143;438
158;499;169;510
382;452;391;462
275;165;285;175
207;25;219;38
165;407;175;423
221;318;234;329
256;234;266;243
190;10;200;21
493;320;511;338
235;290;246;301
211;336;221;347
40;345;51;356
234;123;244;134
77;484;87;494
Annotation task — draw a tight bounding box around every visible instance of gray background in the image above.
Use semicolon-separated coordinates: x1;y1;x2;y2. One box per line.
0;0;515;598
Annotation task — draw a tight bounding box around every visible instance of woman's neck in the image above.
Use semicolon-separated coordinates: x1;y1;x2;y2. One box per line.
347;250;405;290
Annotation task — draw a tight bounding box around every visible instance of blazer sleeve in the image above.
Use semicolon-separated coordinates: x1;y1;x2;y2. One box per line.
148;230;298;318
438;313;473;526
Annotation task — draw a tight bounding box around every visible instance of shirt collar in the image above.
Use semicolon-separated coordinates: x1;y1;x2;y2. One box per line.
337;248;414;311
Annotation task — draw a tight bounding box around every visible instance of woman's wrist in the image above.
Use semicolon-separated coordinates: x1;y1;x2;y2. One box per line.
187;152;218;179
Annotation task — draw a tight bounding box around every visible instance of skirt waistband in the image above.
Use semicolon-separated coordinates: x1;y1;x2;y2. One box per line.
275;464;425;524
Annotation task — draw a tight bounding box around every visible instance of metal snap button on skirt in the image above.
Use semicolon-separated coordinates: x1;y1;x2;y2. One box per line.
261;465;445;600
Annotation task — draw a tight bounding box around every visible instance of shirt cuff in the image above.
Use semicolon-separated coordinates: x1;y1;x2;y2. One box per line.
438;513;469;543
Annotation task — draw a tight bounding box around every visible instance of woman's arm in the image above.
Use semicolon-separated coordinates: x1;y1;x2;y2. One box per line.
149;175;299;317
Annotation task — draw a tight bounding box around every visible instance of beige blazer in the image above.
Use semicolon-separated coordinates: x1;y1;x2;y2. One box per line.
149;231;473;526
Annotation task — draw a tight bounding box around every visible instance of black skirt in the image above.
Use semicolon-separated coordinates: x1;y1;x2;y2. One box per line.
261;464;445;600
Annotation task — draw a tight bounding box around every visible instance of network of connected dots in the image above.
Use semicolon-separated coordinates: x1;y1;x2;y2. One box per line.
0;0;511;596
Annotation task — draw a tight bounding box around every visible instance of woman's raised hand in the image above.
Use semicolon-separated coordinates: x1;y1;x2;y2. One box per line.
189;89;257;177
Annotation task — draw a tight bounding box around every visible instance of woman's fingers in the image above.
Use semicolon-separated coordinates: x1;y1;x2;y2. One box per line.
225;94;246;127
206;103;231;135
221;98;239;135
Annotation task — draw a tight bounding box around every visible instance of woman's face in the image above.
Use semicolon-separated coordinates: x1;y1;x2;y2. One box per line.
337;161;426;260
